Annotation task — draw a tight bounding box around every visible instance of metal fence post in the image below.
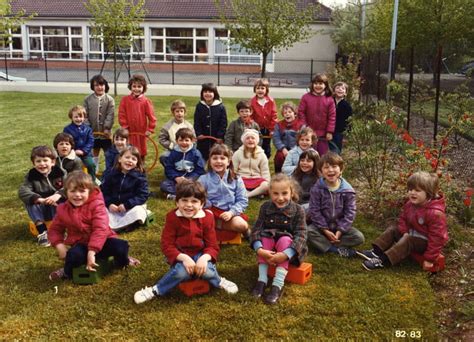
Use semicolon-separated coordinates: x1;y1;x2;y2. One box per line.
171;56;175;85
86;54;89;82
4;54;8;81
44;55;48;82
310;59;313;82
217;56;220;86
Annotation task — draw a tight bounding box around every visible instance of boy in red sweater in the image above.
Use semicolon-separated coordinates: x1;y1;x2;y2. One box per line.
134;180;238;304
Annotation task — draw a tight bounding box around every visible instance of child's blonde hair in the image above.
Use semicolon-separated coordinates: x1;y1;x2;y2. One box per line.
68;105;87;119
253;78;270;95
407;171;439;200
296;127;316;145
65;170;96;193
116;146;144;173
333;81;348;94
281;101;297;116
318;152;344;172
270;173;300;202
170;99;186;114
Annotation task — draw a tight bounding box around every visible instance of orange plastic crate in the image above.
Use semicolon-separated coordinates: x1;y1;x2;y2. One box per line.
28;220;52;237
267;262;313;285
215;229;242;245
178;279;210;297
410;253;445;272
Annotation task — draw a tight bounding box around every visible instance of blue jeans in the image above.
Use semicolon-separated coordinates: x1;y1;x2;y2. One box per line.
155;252;221;295
160;178;176;195
63;238;129;278
26;203;56;223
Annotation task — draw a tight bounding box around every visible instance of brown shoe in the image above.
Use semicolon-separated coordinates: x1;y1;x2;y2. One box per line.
264;285;284;305
251;281;266;298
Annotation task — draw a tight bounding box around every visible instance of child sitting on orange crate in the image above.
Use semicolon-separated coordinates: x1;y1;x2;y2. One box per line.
48;171;140;281
358;171;448;271
18;145;66;247
133;180;238;304
158;99;195;166
224;100;261;152
198;144;249;237
63;105;96;181
53;132;83;176
250;174;307;305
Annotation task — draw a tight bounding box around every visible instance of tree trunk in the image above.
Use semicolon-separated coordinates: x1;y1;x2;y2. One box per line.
260;52;267;78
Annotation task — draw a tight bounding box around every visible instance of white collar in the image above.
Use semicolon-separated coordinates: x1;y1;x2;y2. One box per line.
175;208;206;218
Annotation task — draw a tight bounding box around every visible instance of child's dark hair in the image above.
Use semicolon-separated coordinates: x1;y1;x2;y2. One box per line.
318;151;344;172
53;132;75;149
128;74;147;93
311;73;332;97
68;105;87;119
253;78;270;95
200;83;220;101
171;99;186;113
175;179;207;204
236;100;252;112
293;150;320;183
90;74;109;93
116;146;144;173
30;145;56;162
407;171;439;200
270;173;300;202
175;127;195;141
207;144;236;183
113;127;129;141
65;170;96;193
297;127;316;144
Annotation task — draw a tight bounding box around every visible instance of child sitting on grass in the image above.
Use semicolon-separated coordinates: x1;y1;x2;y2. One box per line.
101;146;149;232
282;127;318;176
250;174;307;305
48;171;140;281
160;127;205;199
307;152;364;258
104;128;130;177
358;171;448;271
63;105;96;181
53;132;83;175
18;145;65;247
291;149;320;214
158;99;195;166
134;180;238;304
224;100;260;152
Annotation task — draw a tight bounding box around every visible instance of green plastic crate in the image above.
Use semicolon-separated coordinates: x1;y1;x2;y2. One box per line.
72;256;115;285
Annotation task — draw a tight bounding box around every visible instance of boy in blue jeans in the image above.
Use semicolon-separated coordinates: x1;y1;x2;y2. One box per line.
134;180;238;304
160;127;205;199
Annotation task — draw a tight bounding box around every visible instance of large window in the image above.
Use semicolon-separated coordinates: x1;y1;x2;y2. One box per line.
150;27;208;62
28;26;83;59
88;28;144;61
1;27;23;58
214;29;269;64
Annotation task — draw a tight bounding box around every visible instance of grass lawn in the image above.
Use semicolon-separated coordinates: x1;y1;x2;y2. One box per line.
0;92;441;340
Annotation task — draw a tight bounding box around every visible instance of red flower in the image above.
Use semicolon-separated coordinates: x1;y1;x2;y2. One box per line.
402;132;413;144
424;149;432;160
430;159;438;170
466;188;474;197
464;198;472;207
416;140;424;148
441;138;449;146
386;118;393;125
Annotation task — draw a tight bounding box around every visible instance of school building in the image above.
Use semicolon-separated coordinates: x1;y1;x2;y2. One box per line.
5;0;337;75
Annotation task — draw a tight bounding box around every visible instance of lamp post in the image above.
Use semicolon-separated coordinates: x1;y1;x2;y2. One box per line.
387;0;399;100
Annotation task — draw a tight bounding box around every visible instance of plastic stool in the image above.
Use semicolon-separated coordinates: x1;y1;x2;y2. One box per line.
28;221;52;237
267;262;313;285
215;229;242;245
144;212;155;226
72;257;115;285
411;253;445;272
178;279;210;297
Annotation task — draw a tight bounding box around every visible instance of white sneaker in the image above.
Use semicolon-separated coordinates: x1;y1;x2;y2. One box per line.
37;231;50;247
219;277;238;294
134;286;156;304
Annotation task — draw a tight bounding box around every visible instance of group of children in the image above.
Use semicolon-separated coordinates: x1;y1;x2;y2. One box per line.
18;73;449;306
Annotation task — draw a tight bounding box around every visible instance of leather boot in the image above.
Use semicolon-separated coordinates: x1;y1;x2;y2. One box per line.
264;285;284;305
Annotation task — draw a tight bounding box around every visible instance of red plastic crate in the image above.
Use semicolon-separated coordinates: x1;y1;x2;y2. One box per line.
267;262;313;285
215;229;242;245
178;279;210;297
410;253;445;272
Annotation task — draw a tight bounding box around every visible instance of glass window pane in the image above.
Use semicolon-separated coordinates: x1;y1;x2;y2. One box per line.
214;39;228;54
215;29;228;38
12;37;22;50
71;27;82;35
89;53;103;60
29;37;41;50
89;38;102;52
28;26;40;34
166;28;192;37
44;37;68;51
196;29;208;37
195;40;208;54
133;38;144;52
151;55;164;61
71;53;82;59
166;39;193;54
43;27;68;35
152;39;163;53
71;38;82;51
151;28;163;36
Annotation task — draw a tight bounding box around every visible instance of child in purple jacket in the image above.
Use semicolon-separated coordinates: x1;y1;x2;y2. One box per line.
307;152;364;257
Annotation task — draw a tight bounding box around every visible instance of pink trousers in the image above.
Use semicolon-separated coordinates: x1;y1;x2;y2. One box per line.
258;236;293;270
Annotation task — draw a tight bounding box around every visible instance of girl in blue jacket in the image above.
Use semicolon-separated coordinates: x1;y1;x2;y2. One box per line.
101;146;150;232
198;144;249;235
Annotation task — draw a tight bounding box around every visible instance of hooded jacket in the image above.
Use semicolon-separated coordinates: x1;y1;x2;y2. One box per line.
398;195;448;261
164;145;205;180
49;188;117;253
56;150;83;175
100;168;149;210
232;145;270;181
298;92;336;137
308;177;356;233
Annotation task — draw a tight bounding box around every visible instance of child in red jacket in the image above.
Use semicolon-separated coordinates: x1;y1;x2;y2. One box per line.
134;180;238;304
48;171;140;280
358;171;448;271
